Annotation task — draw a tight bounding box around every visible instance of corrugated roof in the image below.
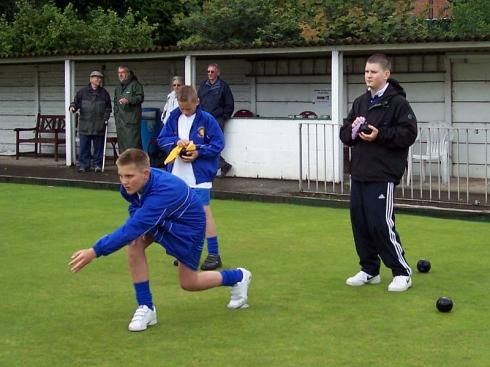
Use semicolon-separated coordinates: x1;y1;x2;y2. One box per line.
1;34;490;59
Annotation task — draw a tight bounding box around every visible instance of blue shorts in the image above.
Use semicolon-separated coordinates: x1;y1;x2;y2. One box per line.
155;224;204;271
176;237;204;271
172;188;209;270
192;187;211;206
152;189;206;271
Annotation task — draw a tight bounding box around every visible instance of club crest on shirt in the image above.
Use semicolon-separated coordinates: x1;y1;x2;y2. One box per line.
198;127;205;137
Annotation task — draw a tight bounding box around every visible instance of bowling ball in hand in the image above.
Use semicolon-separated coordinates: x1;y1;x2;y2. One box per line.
359;122;373;134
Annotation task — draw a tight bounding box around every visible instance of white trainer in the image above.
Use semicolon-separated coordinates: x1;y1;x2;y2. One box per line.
388;276;412;292
227;268;252;309
128;305;157;332
346;271;381;286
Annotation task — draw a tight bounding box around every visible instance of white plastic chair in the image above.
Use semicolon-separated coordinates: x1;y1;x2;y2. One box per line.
407;125;450;185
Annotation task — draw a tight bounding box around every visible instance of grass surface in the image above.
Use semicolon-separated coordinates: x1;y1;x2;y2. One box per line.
1;183;489;367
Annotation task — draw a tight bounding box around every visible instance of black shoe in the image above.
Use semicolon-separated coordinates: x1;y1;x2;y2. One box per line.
173;259;178;266
220;163;232;177
78;167;89;173
200;254;222;271
94;166;102;173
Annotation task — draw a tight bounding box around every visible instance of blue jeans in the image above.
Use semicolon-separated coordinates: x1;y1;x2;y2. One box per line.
79;134;105;169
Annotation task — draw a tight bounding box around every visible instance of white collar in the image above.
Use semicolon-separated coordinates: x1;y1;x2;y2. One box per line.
372;82;389;98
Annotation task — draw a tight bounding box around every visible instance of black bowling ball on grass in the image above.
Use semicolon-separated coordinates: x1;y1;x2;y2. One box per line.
417;259;431;273
436;297;454;313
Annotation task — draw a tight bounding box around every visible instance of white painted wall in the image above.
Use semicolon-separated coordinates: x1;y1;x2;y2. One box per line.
450;57;490;178
0;64;38;154
223;118;340;181
345;55;446;123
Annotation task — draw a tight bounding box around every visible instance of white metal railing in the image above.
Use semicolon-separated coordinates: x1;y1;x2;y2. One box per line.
298;121;344;194
299;122;490;207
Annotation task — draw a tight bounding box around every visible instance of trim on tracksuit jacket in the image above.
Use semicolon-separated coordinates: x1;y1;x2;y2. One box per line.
92;168;205;259
156;106;224;184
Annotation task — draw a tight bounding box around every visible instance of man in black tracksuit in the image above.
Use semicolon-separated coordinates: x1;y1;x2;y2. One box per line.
339;54;417;292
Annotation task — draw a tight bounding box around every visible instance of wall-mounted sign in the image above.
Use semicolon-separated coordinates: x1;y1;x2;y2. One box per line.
313;88;331;106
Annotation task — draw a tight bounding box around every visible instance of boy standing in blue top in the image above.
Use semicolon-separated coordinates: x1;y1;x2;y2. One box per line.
158;85;225;271
69;149;251;332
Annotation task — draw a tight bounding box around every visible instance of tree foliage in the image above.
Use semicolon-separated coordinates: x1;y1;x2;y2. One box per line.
2;0;490;55
176;0;303;46
0;0;157;54
177;0;490;46
302;0;428;41
177;0;431;46
447;0;490;35
0;0;17;20
50;0;195;46
125;0;196;46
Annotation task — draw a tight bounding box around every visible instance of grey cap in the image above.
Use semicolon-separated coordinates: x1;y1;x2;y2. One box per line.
90;70;104;78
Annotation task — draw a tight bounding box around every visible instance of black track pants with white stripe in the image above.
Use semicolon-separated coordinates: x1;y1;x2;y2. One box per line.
349;180;412;277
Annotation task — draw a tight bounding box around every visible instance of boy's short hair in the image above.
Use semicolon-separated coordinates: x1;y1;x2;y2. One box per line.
116;148;150;169
366;54;391;71
176;85;198;103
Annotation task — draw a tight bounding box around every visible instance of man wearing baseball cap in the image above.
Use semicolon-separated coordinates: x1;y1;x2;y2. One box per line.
69;71;112;172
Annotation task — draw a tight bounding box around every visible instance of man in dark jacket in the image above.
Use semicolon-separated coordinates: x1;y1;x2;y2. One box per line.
69;70;112;172
114;65;144;153
198;63;234;177
339;54;417;292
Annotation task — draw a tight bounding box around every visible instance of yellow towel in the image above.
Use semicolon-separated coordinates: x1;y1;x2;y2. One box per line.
164;142;196;165
164;146;183;165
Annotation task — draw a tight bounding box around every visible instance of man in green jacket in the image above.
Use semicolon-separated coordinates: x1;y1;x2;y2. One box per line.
114;65;144;153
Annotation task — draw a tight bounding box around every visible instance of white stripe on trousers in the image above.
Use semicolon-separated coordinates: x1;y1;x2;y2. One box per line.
385;182;412;275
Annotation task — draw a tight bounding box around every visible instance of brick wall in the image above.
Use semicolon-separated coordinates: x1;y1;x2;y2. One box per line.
413;0;451;19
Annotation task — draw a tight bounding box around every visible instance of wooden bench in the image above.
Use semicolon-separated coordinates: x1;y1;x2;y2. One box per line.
14;114;66;161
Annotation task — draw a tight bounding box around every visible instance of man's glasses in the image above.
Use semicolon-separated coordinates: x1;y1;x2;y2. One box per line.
172;84;181;87
207;70;216;74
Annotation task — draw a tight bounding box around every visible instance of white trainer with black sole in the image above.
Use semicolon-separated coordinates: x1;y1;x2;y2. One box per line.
346;271;381;286
227;268;252;309
388;276;412;292
128;305;157;332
